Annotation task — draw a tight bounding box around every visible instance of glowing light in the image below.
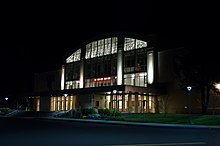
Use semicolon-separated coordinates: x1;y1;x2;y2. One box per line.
149;96;152;109
117;49;123;85
132;74;135;78
61;65;65;90
147;52;154;84
214;83;220;90
187;86;192;91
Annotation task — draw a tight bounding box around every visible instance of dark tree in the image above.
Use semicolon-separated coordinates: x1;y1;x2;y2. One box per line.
173;47;220;114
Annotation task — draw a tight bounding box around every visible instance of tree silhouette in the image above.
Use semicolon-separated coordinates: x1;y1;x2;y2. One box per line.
173;48;220;114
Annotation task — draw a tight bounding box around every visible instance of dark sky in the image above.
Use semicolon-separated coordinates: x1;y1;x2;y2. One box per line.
0;1;219;96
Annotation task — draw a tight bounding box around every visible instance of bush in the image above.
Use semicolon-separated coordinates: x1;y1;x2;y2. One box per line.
0;108;13;115
98;108;111;116
110;108;121;117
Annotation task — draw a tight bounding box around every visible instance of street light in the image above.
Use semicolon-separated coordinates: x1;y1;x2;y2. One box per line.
187;86;192;114
5;97;8;108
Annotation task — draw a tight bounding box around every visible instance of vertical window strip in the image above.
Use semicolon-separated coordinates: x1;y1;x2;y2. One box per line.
74;49;81;62
98;39;104;57
104;38;111;55
111;37;118;54
91;41;98;58
85;43;92;59
85;37;118;59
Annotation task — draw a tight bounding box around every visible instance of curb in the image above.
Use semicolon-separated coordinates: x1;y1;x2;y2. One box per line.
39;117;220;129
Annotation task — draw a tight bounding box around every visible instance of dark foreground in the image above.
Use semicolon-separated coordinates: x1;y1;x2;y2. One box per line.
0;117;220;146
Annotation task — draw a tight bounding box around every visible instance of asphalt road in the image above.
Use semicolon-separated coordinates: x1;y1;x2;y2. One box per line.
0;117;220;146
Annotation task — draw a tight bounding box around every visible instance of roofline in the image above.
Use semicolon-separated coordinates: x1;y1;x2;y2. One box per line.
62;32;159;63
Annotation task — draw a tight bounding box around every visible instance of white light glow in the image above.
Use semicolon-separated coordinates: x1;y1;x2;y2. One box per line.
187;86;192;91
117;50;123;85
149;96;152;109
214;83;220;91
132;74;135;78
61;65;65;90
147;52;154;84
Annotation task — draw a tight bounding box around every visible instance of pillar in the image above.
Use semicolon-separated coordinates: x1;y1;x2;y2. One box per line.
40;96;51;111
135;93;138;113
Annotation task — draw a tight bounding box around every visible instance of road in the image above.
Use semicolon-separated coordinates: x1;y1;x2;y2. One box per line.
0;117;220;146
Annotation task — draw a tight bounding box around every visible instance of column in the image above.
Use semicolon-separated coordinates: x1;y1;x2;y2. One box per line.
147;50;154;85
110;94;113;110
128;93;132;112
117;37;124;85
80;47;85;88
135;93;138;113
122;92;125;112
79;58;84;88
40;96;51;111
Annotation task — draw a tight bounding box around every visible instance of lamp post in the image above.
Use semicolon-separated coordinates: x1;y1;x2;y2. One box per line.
187;86;192;114
5;97;8;108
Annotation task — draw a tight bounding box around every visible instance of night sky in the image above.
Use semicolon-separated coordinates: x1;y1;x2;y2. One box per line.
0;1;218;96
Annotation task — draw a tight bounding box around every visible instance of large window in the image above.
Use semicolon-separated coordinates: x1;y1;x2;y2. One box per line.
85;37;118;59
65;61;80;81
124;48;147;73
124;50;135;73
85;54;117;79
65;81;80;89
124;38;147;51
136;48;147;72
84;54;117;88
66;49;81;63
124;72;147;87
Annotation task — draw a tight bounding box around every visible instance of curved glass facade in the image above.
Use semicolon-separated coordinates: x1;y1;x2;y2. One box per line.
64;36;151;89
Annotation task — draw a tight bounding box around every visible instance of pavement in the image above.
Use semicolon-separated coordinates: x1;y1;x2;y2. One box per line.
3;110;220;129
40;117;220;129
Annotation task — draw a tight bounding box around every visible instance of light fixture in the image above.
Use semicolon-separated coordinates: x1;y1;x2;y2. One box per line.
187;86;192;92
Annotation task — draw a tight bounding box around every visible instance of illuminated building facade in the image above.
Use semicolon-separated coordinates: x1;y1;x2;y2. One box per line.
33;33;167;113
34;32;220;114
57;33;163;113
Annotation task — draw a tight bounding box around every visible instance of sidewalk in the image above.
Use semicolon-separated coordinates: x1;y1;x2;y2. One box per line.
40;117;220;129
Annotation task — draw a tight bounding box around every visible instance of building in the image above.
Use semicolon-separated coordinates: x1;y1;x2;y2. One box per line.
31;32;220;114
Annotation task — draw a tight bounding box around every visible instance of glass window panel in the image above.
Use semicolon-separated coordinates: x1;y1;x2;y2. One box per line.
91;41;98;58
111;37;118;54
74;49;81;62
124;38;135;51
136;39;147;49
104;38;111;55
66;54;74;63
98;39;104;57
85;43;92;59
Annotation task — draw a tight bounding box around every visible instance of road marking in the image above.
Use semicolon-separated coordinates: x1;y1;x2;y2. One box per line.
107;141;207;146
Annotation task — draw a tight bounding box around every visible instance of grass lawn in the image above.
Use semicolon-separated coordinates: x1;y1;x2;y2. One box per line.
119;113;220;125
